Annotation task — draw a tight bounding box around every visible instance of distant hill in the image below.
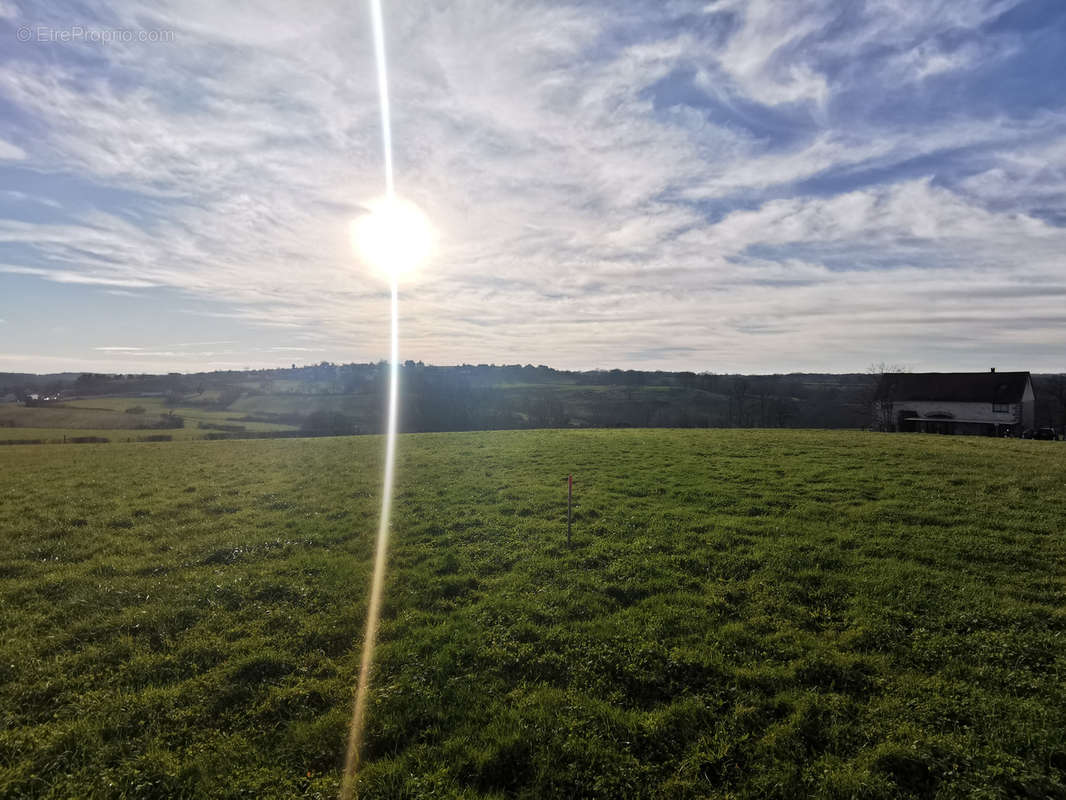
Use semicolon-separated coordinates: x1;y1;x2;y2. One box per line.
2;364;1063;435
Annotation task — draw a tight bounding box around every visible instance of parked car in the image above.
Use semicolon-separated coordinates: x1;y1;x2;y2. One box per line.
1034;427;1057;441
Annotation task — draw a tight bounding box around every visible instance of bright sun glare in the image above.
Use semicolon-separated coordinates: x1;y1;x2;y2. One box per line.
350;195;434;281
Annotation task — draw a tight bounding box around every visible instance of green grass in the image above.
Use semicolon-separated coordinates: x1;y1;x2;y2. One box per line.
229;392;378;421
63;397;298;434
0;426;221;443
1;430;1064;798
0;396;299;442
0;404;165;431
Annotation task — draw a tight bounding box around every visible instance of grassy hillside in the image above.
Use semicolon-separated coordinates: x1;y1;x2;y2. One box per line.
229;392;379;422
0;397;300;443
4;365;883;433
1;430;1064;798
0;404;172;431
64;397;299;433
0;426;205;444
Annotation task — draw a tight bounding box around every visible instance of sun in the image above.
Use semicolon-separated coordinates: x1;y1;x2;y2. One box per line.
350;195;434;281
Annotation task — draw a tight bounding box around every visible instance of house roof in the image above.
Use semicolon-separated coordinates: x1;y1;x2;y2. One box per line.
876;371;1031;403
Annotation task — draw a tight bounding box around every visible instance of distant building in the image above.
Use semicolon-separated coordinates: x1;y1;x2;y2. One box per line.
875;369;1035;436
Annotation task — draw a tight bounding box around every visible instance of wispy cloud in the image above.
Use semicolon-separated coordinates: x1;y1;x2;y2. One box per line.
0;0;1063;372
169;340;237;347
0;138;24;160
0;264;157;288
2;190;60;207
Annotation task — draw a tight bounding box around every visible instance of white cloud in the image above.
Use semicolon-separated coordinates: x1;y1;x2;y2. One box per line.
956;135;1066;213
709;178;1058;250
0;138;26;160
1;190;62;208
706;0;832;107
0;264;158;288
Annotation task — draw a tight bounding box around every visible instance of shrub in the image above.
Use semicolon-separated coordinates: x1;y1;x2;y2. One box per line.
301;411;356;436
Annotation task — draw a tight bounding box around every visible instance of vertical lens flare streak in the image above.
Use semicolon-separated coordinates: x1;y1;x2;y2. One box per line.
340;1;397;797
371;0;394;200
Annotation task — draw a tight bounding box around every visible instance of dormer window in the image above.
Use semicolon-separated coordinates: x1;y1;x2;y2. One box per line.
993;401;1009;413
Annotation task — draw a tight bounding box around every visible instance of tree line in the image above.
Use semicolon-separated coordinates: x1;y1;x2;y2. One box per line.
3;364;1064;435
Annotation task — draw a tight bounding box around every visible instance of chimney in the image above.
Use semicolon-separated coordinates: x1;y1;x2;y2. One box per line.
990;367;996;373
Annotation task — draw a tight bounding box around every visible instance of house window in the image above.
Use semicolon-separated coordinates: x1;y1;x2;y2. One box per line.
993;401;1009;413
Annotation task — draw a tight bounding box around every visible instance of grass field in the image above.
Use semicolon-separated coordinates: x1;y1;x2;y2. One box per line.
0;404;165;431
0;397;299;444
1;430;1064;798
228;392;380;422
0;426;227;444
63;397;299;434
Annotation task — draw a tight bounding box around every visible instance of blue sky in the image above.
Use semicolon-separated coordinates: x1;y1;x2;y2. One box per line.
0;0;1064;374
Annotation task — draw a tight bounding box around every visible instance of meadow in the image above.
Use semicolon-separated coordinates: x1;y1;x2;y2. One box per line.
1;429;1064;798
0;397;299;445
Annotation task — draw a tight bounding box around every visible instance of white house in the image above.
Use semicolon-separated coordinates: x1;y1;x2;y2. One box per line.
875;369;1035;436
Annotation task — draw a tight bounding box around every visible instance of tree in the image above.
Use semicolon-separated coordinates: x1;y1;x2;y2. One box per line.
1051;374;1066;437
302;410;356;436
867;363;908;431
729;378;749;426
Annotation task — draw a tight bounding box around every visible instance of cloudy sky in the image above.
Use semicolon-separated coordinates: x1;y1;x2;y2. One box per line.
0;0;1064;374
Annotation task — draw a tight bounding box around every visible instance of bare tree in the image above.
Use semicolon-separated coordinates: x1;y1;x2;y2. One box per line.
867;362;908;431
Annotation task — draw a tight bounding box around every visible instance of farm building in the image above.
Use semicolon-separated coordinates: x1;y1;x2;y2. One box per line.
875;369;1035;436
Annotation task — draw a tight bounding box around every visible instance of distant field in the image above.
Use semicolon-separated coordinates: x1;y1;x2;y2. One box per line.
0;426;209;444
1;430;1064;798
229;392;377;420
63;397;298;434
0;404;168;431
0;397;300;443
